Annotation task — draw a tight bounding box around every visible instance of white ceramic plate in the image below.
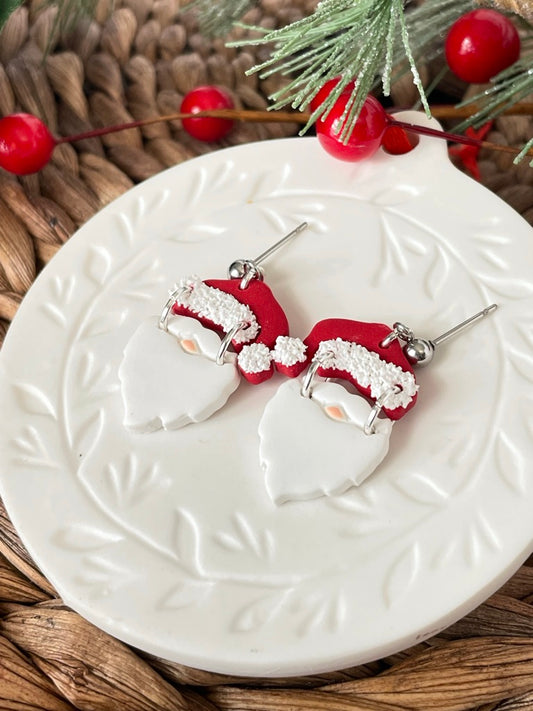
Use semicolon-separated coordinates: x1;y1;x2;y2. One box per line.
1;112;532;677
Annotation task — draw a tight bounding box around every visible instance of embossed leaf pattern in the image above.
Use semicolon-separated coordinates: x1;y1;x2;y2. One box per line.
75;554;135;595
290;201;328;233
472;231;511;272
120;259;164;301
334;489;388;536
479;248;509;271
187;223;227;237
114;212;134;246
527;401;533;439
463;511;502;566
72;409;104;459
509;347;533;385
495;431;526;495
106;455;168;507
383;543;420;607
81;309;128;338
293;592;348;637
42;275;76;326
517;321;533;351
13;383;57;418
433;511;501;571
246;162;291;202
76;351;118;399
185;168;208;208
371;185;420;206
431;537;459;570
395;472;449;506
425;245;449;300
479;274;533;300
51;274;76;303
256;205;291;234
326;490;375;515
53;524;122;551
172;509;202;575
213;513;275;560
232;590;349;636
373;214;409;286
85;246;112;285
113;191;171;246
427;414;480;470
150;188;171;213
160;580;213;610
12;425;57;469
340;516;390;537
232;592;286;633
170;219;218;243
210;160;236;192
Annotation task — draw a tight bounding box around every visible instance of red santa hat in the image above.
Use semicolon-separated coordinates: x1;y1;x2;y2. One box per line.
289;318;418;420
171;276;292;384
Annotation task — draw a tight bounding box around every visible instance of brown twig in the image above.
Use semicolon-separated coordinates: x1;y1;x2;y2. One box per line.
430;103;533;119
388;118;533;159
54;109;309;143
55;105;533;161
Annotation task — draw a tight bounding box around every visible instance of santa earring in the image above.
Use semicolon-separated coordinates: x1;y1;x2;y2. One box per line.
259;305;498;504
119;222;308;432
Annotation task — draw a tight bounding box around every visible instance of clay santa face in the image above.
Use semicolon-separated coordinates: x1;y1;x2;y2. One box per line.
258;318;419;504
119;276;306;432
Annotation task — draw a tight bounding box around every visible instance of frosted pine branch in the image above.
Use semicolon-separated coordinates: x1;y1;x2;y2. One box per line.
229;0;475;140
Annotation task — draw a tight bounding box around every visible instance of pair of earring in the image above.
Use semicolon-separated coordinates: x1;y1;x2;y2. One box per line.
118;223;497;504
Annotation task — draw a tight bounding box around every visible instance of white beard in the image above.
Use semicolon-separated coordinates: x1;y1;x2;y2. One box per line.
259;379;393;504
119;316;240;432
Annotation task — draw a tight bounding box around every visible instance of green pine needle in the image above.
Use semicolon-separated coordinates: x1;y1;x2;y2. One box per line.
186;0;256;38
228;0;475;142
0;0;23;30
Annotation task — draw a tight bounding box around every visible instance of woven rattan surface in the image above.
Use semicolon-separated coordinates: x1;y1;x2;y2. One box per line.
0;1;532;709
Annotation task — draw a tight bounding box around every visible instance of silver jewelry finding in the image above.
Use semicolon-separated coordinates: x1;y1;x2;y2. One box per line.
300;357;323;398
300;349;335;398
380;322;414;348
228;221;308;290
216;321;248;366
380;305;498;365
159;285;192;331
403;303;499;366
364;386;401;436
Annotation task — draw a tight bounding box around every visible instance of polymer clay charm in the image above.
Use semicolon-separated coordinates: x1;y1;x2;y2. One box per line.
259;305;497;504
119;223;308;432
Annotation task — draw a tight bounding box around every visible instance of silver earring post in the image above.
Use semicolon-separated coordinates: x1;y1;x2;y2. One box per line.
228;221;308;289
402;304;498;366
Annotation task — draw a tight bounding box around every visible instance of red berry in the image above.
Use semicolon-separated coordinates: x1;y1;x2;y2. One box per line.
381;124;418;155
181;85;235;142
316;93;388;162
445;9;520;83
309;77;356;113
0;113;55;175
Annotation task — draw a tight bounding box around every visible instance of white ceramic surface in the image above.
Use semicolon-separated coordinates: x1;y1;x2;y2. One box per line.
1;112;532;677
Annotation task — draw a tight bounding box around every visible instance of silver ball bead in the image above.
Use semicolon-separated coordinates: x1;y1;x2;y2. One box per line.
228;259;263;283
228;259;247;279
404;338;435;366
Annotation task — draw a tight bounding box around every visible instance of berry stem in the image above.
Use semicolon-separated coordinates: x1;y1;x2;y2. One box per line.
430;103;533;118
55;106;533;160
388;117;533;159
55;109;308;144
